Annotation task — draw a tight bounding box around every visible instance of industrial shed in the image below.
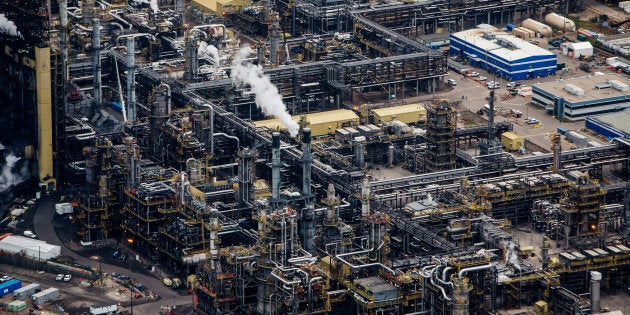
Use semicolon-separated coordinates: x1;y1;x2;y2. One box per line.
585;109;630;139
450;27;557;81
254;109;359;137
371;103;427;124
564;42;593;59
0;236;61;260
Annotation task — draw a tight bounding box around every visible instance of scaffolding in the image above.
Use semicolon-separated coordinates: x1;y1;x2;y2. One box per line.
425;99;456;172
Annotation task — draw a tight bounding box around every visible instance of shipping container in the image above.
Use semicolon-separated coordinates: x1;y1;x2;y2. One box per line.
0;280;22;297
31;287;60;305
14;283;40;300
577;34;587;41
7;300;26;312
55;203;73;215
506;23;516;31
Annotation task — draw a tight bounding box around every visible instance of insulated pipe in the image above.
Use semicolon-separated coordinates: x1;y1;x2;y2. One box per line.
92;18;102;105
458;264;494;279
111;13;133;29
335;247;397;276
271;133;281;203
213;133;239;149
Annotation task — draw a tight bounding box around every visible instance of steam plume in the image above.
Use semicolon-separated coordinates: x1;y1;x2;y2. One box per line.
198;41;220;66
132;0;159;13
0;14;21;38
231;46;299;137
0;147;29;193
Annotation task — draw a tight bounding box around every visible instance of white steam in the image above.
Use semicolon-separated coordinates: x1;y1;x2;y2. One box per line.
231;46;299;137
0;150;29;193
0;13;21;38
198;41;220;66
504;241;521;272
132;0;159;13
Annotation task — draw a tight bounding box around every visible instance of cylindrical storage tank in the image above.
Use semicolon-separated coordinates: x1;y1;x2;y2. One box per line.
544;13;576;32
521;19;553;37
591;271;601;313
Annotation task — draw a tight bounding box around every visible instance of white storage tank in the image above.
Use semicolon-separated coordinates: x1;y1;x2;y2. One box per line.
544;13;576;32
521;19;553;37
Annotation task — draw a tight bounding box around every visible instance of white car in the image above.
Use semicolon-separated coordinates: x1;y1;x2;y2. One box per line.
63;274;72;282
447;78;457;86
486;81;500;89
55;274;64;281
478;76;487;81
467;71;480;77
525;117;539;124
0;276;12;282
23;230;37;238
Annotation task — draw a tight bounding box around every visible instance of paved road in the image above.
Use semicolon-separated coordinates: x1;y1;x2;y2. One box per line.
33;199;192;314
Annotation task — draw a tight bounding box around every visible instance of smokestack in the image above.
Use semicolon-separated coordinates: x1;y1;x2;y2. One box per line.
257;42;264;65
271;132;281;204
82;0;94;26
92;19;102;105
591;271;601;313
269;14;280;66
126;37;136;122
59;0;68;79
302;128;312;196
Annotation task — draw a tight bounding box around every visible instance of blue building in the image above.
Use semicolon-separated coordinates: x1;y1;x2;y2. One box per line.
450;26;557;81
586;109;630;139
532;74;630;121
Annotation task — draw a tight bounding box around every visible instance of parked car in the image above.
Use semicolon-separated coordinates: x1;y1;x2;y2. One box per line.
23;231;37;238
63;275;72;282
111;250;120;258
486;81;500;89
118;253;128;261
477;76;487;81
0;276;12;283
525;117;539;124
447;78;457;86
467;71;480;77
55;274;64;281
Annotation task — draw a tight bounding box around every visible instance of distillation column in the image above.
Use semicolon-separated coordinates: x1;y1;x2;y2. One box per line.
301;128;315;253
269;13;280;66
92;18;102;105
184;33;199;82
591;271;601;313
238;148;254;207
126;38;136;122
270;132;281;210
58;0;68;79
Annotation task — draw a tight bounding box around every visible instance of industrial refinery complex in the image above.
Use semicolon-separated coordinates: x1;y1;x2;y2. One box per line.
3;0;630;314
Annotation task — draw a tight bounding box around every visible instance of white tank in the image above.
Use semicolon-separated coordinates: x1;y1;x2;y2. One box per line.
521;19;553;37
544;13;576;32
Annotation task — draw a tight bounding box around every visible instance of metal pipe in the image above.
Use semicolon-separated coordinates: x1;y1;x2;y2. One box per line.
335;247;396;276
270;269;300;286
192;24;228;39
110;13;133;29
458;263;493;279
213;133;239;149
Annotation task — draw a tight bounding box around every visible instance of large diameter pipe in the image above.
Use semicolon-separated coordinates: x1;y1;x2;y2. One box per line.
458;264;493;279
126;37;136;122
271;132;281;201
591;271;601;313
92;18;102;105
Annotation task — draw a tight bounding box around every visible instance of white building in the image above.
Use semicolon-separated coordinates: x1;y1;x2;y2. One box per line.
562;42;593;59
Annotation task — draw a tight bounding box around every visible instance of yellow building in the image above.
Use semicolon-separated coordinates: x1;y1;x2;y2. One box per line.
371;103;427;125
192;0;251;15
501;131;524;151
253;109;359;137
